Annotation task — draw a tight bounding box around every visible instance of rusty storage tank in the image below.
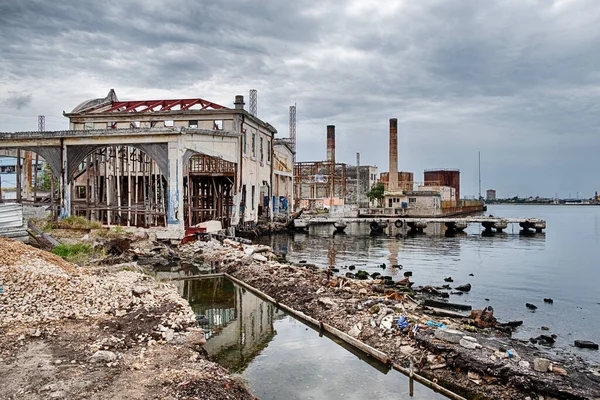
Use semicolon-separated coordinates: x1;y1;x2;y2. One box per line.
380;171;414;191
424;169;460;203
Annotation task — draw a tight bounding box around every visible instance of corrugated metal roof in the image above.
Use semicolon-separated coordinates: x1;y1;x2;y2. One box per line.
0;203;24;228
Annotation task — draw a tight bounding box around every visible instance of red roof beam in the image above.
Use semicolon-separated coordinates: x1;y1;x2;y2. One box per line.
180;99;201;110
138;100;165;113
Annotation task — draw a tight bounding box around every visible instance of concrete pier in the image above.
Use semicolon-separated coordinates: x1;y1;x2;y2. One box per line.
295;216;546;234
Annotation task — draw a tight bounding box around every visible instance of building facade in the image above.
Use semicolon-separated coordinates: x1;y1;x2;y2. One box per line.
63;89;277;230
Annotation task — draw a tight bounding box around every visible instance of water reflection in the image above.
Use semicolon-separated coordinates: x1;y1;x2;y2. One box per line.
179;277;448;399
182;277;284;372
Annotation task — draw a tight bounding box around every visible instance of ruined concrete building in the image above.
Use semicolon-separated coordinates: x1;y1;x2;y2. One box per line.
294;125;347;209
0;89;294;238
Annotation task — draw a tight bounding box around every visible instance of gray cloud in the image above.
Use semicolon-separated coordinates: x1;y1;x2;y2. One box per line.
0;0;599;197
4;91;33;110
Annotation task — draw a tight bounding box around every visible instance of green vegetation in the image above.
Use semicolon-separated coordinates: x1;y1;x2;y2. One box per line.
52;243;92;258
51;242;105;264
37;163;57;191
47;216;103;230
366;182;385;206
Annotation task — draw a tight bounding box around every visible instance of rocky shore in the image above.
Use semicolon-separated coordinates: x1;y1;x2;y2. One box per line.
180;237;600;400
0;237;255;400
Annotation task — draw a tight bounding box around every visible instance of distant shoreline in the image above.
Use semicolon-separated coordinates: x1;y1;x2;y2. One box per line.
487;202;599;206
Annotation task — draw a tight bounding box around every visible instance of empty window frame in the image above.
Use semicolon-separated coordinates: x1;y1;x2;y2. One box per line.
213;120;223;130
243;129;247;154
251;185;256;210
267;139;271;162
260;137;264;162
188;120;198;128
252;131;256;157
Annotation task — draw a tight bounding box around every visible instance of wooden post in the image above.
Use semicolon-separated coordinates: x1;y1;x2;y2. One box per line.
16;148;22;202
133;149;138;226
116;146;122;224
127;146;131;227
24;150;32;200
33;153;39;203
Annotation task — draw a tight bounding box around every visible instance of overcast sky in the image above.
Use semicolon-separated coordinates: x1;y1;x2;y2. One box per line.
1;0;599;198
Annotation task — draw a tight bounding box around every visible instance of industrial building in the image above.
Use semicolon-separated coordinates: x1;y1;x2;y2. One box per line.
0;89;295;238
372;118;484;217
293;125;379;210
486;189;497;201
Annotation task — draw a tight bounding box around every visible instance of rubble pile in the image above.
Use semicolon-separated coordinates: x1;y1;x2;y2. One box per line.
0;237;195;334
0;236;256;399
179;238;600;400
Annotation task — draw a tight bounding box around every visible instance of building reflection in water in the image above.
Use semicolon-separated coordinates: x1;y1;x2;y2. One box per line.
182;277;285;373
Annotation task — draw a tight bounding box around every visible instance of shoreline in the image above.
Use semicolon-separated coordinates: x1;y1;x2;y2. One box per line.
179;237;600;400
2;225;599;400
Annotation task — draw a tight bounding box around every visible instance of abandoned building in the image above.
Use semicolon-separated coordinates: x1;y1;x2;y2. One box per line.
273;139;294;216
345;164;379;207
293;125;347;210
292;125;378;210
0;89;288;238
368;118;483;217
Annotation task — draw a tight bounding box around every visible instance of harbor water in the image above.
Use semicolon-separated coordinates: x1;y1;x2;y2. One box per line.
258;204;600;365
176;277;448;399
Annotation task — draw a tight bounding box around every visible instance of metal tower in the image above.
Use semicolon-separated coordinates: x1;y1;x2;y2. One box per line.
38;115;45;132
289;104;296;154
249;89;257;116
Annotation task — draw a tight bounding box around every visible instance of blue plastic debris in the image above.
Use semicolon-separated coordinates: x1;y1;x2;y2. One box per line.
425;321;447;329
397;316;410;330
506;350;513;358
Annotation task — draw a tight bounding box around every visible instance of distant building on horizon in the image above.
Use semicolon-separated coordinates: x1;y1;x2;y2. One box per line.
486;189;496;201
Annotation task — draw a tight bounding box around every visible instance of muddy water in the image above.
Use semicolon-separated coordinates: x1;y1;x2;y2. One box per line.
258;205;600;365
177;277;448;399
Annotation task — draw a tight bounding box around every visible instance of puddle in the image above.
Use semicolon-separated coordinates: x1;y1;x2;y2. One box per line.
179;276;449;399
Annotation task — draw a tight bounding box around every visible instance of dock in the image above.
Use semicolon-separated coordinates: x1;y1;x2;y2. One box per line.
293;216;547;233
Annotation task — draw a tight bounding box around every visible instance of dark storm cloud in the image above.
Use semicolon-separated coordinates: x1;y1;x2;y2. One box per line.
1;0;599;197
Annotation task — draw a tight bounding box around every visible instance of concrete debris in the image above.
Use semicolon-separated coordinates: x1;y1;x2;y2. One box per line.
533;358;551;372
177;236;600;400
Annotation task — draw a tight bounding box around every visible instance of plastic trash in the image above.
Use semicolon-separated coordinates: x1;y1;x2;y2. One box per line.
425;321;448;329
397;316;410;330
506;349;513;358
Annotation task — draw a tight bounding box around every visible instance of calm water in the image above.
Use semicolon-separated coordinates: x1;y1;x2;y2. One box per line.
177;277;447;399
259;205;600;365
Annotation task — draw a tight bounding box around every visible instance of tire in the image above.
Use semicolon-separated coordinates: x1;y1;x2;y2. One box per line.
395;219;403;228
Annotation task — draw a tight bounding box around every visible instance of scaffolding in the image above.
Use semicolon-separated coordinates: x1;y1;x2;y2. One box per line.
294;161;346;209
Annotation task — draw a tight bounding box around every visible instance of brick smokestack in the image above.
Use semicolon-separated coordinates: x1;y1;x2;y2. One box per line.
326;125;335;163
389;118;398;192
234;95;245;110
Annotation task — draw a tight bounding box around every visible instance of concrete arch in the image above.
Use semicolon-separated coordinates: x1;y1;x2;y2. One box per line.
0;146;61;179
66;143;168;181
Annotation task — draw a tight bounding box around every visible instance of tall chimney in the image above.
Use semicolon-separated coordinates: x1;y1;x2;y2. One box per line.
234;95;245;110
326;125;335;163
389;118;398;192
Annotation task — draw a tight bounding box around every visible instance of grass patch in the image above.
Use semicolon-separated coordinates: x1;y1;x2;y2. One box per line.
46;216;103;231
52;243;92;258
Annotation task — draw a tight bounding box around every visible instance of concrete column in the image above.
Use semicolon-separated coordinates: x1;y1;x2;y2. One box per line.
166;139;184;233
59;140;72;219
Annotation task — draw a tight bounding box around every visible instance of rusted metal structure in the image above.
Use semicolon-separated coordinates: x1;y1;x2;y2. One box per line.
380;172;414;192
424;169;460;204
294;161;347;209
294;124;348;209
184;154;235;228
